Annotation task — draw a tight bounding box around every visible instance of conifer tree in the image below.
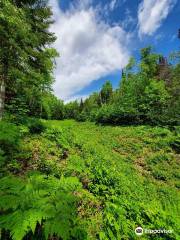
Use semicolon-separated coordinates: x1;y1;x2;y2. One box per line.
0;0;58;119
100;81;113;104
0;0;29;118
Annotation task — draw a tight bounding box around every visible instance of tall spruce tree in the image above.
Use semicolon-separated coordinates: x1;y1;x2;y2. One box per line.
0;0;29;119
0;0;58;119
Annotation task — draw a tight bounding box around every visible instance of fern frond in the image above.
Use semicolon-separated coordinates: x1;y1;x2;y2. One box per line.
0;173;83;240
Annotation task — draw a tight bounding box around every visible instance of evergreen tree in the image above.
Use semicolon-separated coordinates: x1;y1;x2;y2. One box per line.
0;0;58;119
100;81;113;105
0;0;29;119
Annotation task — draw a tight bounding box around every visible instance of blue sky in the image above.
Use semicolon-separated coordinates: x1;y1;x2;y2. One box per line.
49;0;180;102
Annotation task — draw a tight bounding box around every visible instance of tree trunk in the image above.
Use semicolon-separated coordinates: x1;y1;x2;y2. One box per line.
0;77;5;120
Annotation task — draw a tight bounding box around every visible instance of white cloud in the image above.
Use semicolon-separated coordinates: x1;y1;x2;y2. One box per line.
49;0;130;101
109;0;117;11
138;0;176;37
64;94;88;104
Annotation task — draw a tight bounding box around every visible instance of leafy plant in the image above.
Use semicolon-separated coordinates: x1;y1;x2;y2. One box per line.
0;121;20;163
27;118;46;134
0;173;86;240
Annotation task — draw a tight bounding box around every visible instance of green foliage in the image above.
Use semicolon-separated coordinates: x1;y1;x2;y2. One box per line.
96;104;139;125
11;125;73;176
54;120;179;240
0;0;58;119
65;101;80;119
27;118;46;134
1;120;179;239
5;97;29;124
64;46;179;126
0;173;85;240
166;60;180;124
43;127;70;150
41;93;65;120
100;81;113;105
170;136;180;154
0;149;6;168
139;79;170;123
0;121;20;161
140;46;159;78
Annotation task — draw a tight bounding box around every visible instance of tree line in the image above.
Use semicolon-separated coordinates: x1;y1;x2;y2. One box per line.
57;45;180;126
66;46;180;125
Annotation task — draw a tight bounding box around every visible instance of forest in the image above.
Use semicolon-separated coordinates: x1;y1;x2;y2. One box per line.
0;0;180;240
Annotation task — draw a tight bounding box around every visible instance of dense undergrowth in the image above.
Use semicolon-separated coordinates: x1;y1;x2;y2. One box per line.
0;119;179;240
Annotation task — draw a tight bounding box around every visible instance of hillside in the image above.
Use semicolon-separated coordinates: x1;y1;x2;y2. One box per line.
0;1;180;239
0;120;179;239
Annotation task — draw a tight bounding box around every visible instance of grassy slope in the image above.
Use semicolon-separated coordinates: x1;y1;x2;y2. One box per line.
41;120;179;239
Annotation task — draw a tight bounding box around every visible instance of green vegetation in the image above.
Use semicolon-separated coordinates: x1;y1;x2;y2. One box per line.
0;120;179;239
0;0;179;239
64;47;180;126
0;0;58;120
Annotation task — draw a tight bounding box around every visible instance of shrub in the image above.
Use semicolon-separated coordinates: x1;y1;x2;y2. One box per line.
27;118;46;134
75;111;88;122
6;160;21;174
0;149;6;168
18;125;29;136
96;105;140;125
0;121;20;160
170;135;180;153
43;127;71;150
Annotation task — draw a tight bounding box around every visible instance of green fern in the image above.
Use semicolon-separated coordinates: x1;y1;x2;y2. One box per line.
0;173;84;240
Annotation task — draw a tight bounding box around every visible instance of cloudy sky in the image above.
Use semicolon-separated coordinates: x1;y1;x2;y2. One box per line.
49;0;180;102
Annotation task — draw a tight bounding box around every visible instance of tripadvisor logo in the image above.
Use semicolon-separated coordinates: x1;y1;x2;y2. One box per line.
135;227;173;236
135;227;143;236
